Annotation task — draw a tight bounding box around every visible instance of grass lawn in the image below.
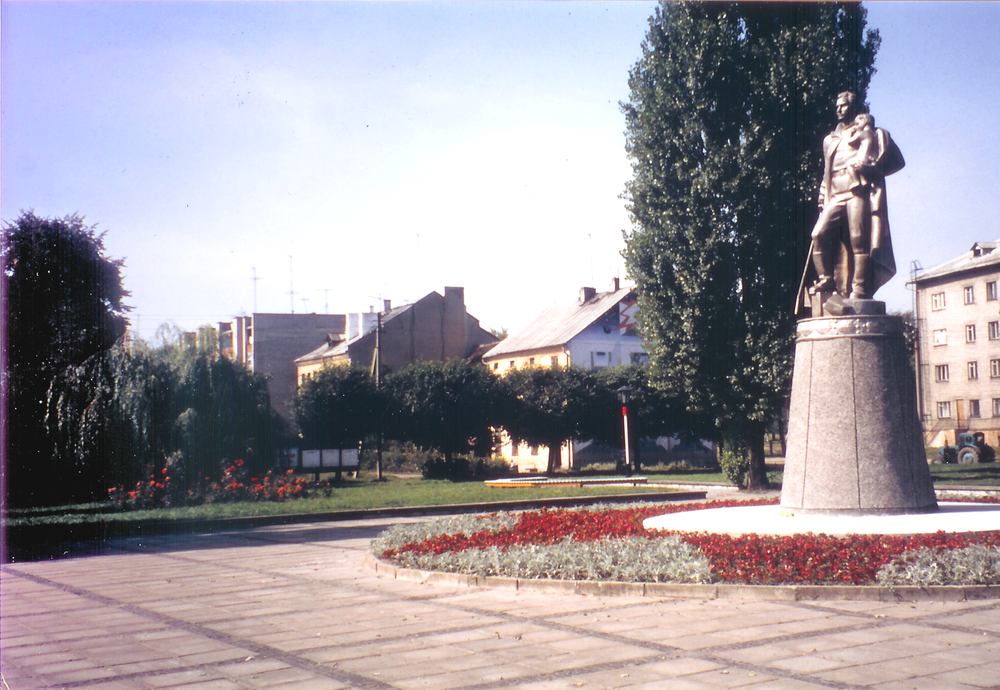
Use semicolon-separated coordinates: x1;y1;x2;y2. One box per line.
8;463;998;529
929;462;1000;487
5;474;690;527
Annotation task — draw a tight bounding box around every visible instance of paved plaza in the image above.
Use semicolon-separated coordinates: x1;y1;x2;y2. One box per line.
3;517;1000;690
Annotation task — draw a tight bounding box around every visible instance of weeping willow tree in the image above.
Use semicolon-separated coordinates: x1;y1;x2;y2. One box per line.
45;337;282;502
45;345;173;501
622;2;880;488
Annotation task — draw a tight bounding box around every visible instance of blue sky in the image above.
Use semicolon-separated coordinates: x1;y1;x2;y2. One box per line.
3;2;998;342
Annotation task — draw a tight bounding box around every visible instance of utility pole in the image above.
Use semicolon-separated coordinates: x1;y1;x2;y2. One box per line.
911;260;925;426
372;309;384;481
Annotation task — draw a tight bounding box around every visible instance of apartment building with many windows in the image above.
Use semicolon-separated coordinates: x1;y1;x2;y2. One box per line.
911;241;1000;447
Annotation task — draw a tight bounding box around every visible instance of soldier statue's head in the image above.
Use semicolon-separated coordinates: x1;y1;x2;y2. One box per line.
835;91;857;123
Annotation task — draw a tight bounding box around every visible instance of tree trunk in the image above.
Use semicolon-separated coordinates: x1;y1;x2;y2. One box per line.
546;443;562;475
745;420;769;490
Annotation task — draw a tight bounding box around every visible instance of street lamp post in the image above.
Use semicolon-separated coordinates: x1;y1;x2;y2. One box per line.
617;385;633;475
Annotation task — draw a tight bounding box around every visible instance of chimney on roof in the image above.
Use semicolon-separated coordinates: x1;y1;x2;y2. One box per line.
383;299;391;312
579;287;596;304
611;277;620;292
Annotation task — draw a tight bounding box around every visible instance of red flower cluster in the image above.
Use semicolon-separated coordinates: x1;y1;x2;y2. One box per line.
109;459;316;510
682;530;1000;585
384;499;774;557
382;497;1000;586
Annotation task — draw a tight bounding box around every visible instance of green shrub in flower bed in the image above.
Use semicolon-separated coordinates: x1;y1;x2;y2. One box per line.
372;498;1000;587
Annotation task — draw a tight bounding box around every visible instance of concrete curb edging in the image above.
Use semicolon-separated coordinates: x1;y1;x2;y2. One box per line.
366;553;1000;602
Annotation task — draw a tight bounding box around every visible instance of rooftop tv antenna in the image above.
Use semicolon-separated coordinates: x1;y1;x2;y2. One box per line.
319;288;331;314
288;255;295;314
251;267;260;313
589;233;595;289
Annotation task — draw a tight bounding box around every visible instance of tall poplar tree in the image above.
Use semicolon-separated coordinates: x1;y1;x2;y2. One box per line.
622;3;879;488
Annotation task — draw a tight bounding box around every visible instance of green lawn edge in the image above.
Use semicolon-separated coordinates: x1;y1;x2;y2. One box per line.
5;464;998;530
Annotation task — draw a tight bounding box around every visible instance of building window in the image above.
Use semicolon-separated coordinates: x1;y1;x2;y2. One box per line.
530;445;539;456
935;365;950;382
493;362;499;370
966;324;977;343
969;361;979;380
512;442;519;457
931;292;946;310
550;356;559;366
509;360;515;369
993;399;1000;417
990;321;1000;340
970;400;982;418
964;285;976;304
988;281;998;301
933;329;947;345
992;359;1000;378
528;357;535;365
937;401;952;419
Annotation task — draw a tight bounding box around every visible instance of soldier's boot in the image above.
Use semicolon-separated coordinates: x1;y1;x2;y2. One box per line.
810;242;837;294
850;254;869;299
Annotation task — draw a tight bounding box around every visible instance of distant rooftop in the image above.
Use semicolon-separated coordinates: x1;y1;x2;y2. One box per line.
294;301;414;364
483;284;634;360
910;241;1000;284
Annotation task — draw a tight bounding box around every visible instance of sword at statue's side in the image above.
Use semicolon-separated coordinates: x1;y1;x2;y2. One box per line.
794;238;815;316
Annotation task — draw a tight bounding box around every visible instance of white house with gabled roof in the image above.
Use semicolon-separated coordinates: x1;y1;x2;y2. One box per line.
482;279;648;471
482;279;646;375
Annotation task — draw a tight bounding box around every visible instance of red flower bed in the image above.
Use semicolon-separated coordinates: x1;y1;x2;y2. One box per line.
683;530;1000;585
110;459;319;510
381;497;1000;586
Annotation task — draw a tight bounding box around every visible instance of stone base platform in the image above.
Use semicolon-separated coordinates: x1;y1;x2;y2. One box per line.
643;502;1000;537
780;304;937;515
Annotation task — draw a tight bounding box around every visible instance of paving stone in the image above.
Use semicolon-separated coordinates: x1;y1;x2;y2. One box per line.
871;676;983;689
4;515;1000;690
814;661;916;686
932;660;1000;688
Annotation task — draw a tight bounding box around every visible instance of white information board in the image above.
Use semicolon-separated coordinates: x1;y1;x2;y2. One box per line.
341;448;360;468
302;450;321;468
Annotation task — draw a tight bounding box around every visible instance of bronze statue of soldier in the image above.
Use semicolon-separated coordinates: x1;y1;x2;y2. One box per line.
799;91;905;312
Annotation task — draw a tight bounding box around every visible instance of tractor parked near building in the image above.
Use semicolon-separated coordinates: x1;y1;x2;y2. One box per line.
935;432;996;464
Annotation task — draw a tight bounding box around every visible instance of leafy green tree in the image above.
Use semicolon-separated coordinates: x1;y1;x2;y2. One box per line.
292;365;377;450
592;365;710;472
45;343;175;500
890;310;916;377
503;365;603;474
45;330;280;502
385;359;504;477
621;2;879;488
2;212;130;506
169;350;280;486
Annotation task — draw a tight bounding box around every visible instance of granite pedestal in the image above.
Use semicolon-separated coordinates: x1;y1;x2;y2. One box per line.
779;301;937;515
